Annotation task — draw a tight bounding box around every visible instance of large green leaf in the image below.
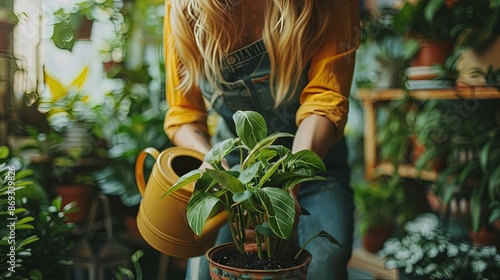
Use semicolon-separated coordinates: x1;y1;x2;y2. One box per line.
259;157;287;188
238;162;260;184
424;0;445;23
205;138;239;169
161;169;202;198
260;187;295;239
187;194;222;236
289;150;326;172
243;132;293;168
470;182;486;232
205;169;245;193
233;111;268;149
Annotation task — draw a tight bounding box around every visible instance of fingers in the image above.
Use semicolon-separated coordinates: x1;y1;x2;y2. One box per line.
244;242;266;253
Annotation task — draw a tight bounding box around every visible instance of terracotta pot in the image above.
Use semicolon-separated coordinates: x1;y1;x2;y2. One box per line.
0;21;14;53
76;17;93;40
135;147;227;258
469;227;500;249
362;225;394;253
55;184;96;225
206;242;312;280
411;40;453;67
410;136;447;172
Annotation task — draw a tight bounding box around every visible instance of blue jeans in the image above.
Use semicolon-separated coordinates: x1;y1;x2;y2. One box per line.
185;164;354;280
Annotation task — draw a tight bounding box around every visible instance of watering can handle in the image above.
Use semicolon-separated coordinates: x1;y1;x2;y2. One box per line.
135;147;160;196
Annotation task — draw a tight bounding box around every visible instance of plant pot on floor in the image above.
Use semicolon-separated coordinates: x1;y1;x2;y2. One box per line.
206;242;312;280
362;225;394;253
469;227;500;249
55;184;96;225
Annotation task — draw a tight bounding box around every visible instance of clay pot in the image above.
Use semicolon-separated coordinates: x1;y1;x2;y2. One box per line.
469;227;500;249
0;21;14;53
206;242;312;280
55;184;96;225
362;225;394;253
411;40;453;67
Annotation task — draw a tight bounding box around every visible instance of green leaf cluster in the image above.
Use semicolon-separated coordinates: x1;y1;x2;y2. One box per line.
163;111;341;259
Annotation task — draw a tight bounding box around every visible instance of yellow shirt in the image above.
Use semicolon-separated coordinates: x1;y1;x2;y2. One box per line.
164;0;360;142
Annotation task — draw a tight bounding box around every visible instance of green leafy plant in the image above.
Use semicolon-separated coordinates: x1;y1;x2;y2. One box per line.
393;0;454;40
163;110;341;260
0;147;77;279
378;213;500;280
352;176;411;238
449;0;500;51
113;250;144;280
414;100;500;232
51;0;124;52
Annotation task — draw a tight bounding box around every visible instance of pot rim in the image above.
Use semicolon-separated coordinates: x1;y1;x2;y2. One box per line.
205;242;312;273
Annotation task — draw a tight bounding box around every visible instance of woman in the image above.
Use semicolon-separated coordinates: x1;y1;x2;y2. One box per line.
164;0;359;279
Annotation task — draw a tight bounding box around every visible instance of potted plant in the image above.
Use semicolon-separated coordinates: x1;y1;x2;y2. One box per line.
378;213;500;280
448;0;500;88
162;110;342;279
356;7;415;89
393;0;455;67
352;176;412;253
414;99;500;245
50;0;124;52
0;146;77;279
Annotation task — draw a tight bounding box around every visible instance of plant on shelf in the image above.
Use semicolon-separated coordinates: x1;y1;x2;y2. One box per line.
352;175;412;253
356;8;415;89
378;213;500;280
377;97;416;167
393;0;455;67
414;100;500;240
51;0;125;52
163;110;341;278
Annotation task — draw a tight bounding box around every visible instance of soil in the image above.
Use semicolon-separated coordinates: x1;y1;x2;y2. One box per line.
217;252;302;270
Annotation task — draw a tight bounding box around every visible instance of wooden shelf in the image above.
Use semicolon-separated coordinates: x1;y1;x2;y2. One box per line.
356;87;500;102
376;162;438;182
348;248;397;279
355;87;500;179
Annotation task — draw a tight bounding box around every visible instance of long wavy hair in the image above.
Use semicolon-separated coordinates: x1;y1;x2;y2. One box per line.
170;0;334;106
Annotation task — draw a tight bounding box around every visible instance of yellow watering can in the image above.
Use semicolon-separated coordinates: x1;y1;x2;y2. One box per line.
135;146;227;258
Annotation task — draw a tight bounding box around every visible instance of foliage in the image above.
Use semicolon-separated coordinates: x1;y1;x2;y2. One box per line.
94;65;171;206
377;97;416;165
378;213;500;280
414;100;500;231
51;0;125;52
449;0;500;51
0;147;77;279
393;0;454;40
352;176;411;237
113;250;144;280
163;111;341;260
38;67;99;132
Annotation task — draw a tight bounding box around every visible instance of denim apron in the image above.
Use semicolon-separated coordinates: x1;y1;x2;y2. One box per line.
188;40;354;280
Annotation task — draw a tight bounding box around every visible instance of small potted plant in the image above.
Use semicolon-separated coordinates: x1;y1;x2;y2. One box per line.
352;176;412;253
162;110;342;279
378;213;500;280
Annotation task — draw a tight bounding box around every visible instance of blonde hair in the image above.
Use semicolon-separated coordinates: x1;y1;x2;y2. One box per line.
170;0;333;106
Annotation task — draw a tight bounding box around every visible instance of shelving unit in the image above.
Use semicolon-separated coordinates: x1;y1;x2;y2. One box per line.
355;87;500;180
347;86;500;278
